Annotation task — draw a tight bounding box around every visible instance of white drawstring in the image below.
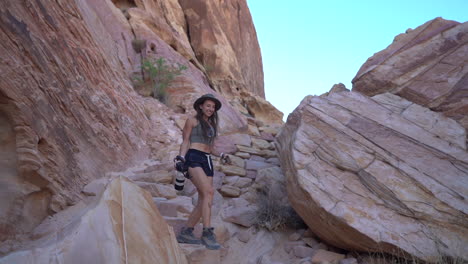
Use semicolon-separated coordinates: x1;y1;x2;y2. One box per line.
205;154;212;171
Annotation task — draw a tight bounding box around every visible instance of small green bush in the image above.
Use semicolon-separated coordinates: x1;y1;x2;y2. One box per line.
253;185;306;231
135;57;187;103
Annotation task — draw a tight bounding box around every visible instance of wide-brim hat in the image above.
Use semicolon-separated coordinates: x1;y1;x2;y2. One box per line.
193;93;222;111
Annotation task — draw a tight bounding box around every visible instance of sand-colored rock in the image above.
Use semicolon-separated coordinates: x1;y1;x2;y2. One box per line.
82;178;109;196
237;145;263;155
180;244;221;264
245;160;275;171
243;94;284;125
220;185;242;197
213;133;252;154
311;249;345;264
154;196;194;216
276;91;468;262
293;245;315;258
220;165;247;177
252;138;271;150
227;154;246;168
135;182;177;199
0;177;187;263
224;175;251;189
259;124;282;136
127;170;174;184
235;152;251;159
248;123;261;136
222;205;257;227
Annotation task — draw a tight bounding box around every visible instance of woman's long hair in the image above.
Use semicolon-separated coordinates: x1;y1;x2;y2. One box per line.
195;100;218;141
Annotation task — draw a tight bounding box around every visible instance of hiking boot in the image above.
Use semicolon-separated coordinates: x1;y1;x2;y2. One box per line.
176;227;201;244
201;227;221;250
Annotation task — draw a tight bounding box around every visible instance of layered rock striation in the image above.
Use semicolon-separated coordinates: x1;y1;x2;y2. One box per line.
178;0;264;98
0;177;188;263
0;0;270;243
276;90;468;262
352;18;468;137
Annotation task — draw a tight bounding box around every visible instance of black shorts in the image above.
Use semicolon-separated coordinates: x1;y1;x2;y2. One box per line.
184;149;214;177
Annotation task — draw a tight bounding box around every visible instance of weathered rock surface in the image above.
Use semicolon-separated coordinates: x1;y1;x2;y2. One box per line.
0;0;179;240
242;93;284;125
352;18;468;135
276;91;468;262
0;177;187;263
126;2;249;134
0;0;269;242
178;0;264;98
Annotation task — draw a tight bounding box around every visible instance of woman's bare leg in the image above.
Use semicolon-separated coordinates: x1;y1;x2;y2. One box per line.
186;167;214;227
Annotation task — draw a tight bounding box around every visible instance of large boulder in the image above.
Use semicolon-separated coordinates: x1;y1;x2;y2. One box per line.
276;91;468;262
352;18;468;136
0;177;188;263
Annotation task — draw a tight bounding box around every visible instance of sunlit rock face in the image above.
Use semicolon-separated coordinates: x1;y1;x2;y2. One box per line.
126;10;248;134
352;18;468;137
276;91;468;262
0;177;188;264
178;0;264;98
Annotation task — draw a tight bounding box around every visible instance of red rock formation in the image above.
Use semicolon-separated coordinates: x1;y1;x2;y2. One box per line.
352;18;468;136
0;0;177;241
0;0;269;244
178;0;264;98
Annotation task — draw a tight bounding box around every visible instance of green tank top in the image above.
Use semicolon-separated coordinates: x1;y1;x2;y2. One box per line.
190;122;214;145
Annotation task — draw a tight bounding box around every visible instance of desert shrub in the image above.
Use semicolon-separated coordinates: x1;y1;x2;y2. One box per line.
357;246;465;264
253;185;306;231
134;57;187;103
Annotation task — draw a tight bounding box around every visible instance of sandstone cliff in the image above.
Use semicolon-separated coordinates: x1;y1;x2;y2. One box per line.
0;0;282;245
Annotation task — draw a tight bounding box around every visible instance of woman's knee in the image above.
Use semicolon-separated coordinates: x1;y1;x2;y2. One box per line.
199;185;214;200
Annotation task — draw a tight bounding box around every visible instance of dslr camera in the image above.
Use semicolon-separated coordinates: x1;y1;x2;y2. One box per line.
174;155;187;173
174;155;188;191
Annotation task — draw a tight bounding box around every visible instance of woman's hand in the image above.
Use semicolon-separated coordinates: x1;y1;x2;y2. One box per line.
220;153;231;165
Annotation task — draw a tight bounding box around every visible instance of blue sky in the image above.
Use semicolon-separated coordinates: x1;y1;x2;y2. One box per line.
246;0;468;120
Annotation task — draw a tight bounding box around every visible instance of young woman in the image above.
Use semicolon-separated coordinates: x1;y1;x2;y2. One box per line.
176;93;221;250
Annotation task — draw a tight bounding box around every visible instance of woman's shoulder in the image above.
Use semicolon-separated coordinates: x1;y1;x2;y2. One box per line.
186;116;198;126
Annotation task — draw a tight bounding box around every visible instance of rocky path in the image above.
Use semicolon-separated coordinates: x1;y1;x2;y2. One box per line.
97;123;354;264
0;121;395;264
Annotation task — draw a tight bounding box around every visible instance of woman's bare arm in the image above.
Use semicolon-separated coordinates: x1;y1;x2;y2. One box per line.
179;117;195;157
